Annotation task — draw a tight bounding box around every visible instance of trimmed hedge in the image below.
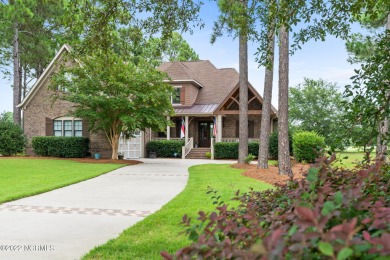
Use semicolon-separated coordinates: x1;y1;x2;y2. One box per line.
268;130;293;158
293;131;325;163
32;136;89;158
214;142;259;159
146;140;184;158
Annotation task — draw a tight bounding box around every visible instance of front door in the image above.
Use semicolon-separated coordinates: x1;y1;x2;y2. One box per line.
199;121;213;147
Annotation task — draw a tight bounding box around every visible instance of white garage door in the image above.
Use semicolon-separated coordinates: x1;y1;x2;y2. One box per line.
118;131;143;159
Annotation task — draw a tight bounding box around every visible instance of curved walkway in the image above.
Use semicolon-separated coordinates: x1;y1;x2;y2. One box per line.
0;158;232;260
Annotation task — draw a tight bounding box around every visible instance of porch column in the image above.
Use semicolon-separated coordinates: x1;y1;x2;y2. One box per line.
167;116;171;140
217;115;222;142
185;116;189;144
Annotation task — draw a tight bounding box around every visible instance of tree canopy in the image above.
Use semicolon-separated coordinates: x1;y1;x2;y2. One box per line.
289;78;379;151
0;111;13;123
289;78;347;150
147;32;200;65
0;0;72;125
49;0;202;159
52;50;174;159
344;31;390;146
0;0;68;79
63;0;202;54
344;7;389;159
345;1;388;63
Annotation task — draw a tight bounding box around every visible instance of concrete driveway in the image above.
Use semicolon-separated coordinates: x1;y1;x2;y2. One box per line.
0;158;232;260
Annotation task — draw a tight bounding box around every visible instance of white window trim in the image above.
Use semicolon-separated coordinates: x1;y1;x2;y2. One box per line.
53;117;83;137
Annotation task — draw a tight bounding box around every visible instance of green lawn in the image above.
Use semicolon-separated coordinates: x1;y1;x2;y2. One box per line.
84;164;272;260
0;158;125;203
334;152;366;169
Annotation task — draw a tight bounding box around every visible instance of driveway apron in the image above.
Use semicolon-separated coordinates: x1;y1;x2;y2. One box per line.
0;158;226;260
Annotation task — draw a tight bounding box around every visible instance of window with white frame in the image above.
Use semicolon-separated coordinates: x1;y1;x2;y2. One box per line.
172;87;181;104
53;117;83;137
74;120;83;136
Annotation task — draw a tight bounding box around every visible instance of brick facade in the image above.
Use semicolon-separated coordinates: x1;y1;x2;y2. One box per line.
222;115;262;138
171;83;199;106
22;69;111;158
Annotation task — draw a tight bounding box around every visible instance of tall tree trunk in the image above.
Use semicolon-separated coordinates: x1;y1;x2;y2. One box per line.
376;13;390;161
381;14;389;161
382;118;388;162
22;64;27;98
278;25;292;175
377;119;388;161
18;62;22;108
381;120;388;153
258;24;275;169
13;23;21;125
238;1;249;164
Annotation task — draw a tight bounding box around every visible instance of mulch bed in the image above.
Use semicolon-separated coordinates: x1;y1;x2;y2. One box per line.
233;161;310;186
70;158;142;165
0;156;142;165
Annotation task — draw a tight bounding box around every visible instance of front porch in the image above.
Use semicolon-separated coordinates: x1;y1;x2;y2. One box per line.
152;116;220;148
149;114;276;159
147;85;277;159
151;115;274;147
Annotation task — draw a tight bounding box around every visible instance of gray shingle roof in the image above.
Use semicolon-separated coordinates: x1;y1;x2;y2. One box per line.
159;60;239;105
159;60;278;116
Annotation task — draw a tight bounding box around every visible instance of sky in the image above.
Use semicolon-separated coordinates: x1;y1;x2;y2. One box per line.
0;2;363;113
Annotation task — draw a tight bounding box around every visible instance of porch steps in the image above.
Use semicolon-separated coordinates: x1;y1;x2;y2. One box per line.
186;148;211;159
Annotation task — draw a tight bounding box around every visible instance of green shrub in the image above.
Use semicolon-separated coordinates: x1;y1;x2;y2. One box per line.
244;154;255;164
214;142;238;159
0;120;27;156
32;137;89;158
214;142;259;159
205;152;211;159
248;142;259;157
268;130;293;158
293;131;325;163
146;140;184;158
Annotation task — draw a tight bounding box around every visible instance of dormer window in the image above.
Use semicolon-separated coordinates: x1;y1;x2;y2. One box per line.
172;87;181;104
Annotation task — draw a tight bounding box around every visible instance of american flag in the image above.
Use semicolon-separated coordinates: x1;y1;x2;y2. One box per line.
213;117;217;137
181;117;185;138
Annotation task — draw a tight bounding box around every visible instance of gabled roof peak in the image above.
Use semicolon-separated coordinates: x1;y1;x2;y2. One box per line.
18;44;71;109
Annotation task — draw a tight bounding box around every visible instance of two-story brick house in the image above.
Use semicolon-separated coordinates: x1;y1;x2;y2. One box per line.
146;60;278;158
18;45;277;159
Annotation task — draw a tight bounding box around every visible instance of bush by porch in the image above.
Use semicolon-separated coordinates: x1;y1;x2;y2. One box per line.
214;142;259;159
146;140;184;158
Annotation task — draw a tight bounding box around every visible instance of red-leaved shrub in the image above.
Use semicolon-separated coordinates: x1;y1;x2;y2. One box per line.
162;155;390;259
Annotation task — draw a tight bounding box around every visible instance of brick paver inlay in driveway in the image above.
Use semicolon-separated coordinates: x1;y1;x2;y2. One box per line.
108;173;189;177
0;204;152;217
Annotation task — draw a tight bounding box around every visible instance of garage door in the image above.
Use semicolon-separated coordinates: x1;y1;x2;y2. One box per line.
118;131;142;159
